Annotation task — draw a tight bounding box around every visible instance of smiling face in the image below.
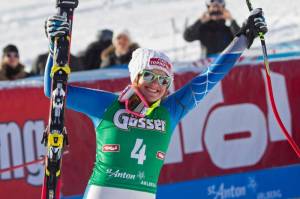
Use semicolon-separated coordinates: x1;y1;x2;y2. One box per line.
136;69;170;104
114;34;130;55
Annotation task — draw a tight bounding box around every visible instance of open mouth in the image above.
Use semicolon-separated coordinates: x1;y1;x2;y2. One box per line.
145;86;160;95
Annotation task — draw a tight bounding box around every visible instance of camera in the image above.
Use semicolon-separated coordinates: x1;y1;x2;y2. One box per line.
209;10;223;16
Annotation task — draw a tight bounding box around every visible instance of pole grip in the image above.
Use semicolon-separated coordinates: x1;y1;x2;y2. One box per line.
56;0;78;9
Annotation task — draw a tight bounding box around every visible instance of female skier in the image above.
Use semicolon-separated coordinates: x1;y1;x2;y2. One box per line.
44;8;267;199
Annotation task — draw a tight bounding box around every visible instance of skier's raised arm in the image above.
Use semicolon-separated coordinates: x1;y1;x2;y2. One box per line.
43;15;117;123
163;8;268;129
41;4;270;198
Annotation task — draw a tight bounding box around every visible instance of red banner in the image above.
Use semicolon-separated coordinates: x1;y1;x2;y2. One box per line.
0;59;300;198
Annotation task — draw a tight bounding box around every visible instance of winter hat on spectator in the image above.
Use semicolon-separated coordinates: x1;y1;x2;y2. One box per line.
3;44;19;57
113;29;131;43
206;0;225;7
128;48;173;83
97;29;113;42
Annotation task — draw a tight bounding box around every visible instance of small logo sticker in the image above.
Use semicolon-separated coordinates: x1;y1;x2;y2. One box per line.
149;58;172;70
102;144;120;152
156;151;165;160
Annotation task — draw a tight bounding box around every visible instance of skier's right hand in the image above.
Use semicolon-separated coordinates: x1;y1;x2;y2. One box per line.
236;8;268;48
45;15;70;53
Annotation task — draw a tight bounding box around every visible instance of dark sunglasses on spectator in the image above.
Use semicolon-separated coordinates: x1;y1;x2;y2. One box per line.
140;70;172;86
5;52;19;58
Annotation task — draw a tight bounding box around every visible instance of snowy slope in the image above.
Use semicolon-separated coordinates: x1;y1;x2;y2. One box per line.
0;0;300;71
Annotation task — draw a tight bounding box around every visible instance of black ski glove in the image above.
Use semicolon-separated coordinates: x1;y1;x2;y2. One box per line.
236;8;268;48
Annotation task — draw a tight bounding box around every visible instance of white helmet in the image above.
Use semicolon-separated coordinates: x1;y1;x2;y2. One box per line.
128;48;173;83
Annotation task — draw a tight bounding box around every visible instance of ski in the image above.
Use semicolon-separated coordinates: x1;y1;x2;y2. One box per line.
41;0;78;199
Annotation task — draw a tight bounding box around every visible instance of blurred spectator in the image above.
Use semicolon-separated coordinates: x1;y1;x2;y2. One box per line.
31;52;83;76
31;53;48;76
183;0;240;58
82;29;113;70
0;44;30;81
100;29;139;68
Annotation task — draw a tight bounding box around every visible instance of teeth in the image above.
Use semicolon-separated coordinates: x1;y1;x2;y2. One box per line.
147;87;158;93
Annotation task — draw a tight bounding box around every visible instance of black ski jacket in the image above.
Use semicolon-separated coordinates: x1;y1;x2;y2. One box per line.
184;19;240;57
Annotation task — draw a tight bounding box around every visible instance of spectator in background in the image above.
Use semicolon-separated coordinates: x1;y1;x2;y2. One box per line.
100;29;139;68
82;29;113;70
0;44;30;81
31;52;49;75
183;0;240;58
31;52;83;76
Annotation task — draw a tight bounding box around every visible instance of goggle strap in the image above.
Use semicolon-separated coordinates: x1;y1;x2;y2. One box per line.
119;85;135;102
125;100;146;118
119;84;161;117
132;86;150;108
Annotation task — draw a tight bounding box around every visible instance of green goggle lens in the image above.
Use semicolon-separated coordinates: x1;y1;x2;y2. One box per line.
141;70;171;86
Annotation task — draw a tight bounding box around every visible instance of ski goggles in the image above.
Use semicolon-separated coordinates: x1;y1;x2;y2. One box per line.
140;70;172;87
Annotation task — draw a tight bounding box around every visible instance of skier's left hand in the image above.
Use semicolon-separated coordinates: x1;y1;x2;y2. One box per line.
236;8;268;48
44;15;70;53
45;15;70;39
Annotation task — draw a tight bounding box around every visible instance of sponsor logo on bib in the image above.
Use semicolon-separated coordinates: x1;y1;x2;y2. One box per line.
113;109;166;132
106;169;136;180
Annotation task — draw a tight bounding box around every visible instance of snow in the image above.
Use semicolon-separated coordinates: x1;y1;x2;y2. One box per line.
0;0;300;72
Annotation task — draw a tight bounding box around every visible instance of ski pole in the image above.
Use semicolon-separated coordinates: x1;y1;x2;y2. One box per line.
0;158;44;174
246;0;300;158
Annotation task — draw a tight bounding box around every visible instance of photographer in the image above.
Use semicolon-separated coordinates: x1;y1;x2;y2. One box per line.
184;0;240;58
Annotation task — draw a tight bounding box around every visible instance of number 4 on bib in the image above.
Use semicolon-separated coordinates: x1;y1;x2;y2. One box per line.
131;139;146;165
